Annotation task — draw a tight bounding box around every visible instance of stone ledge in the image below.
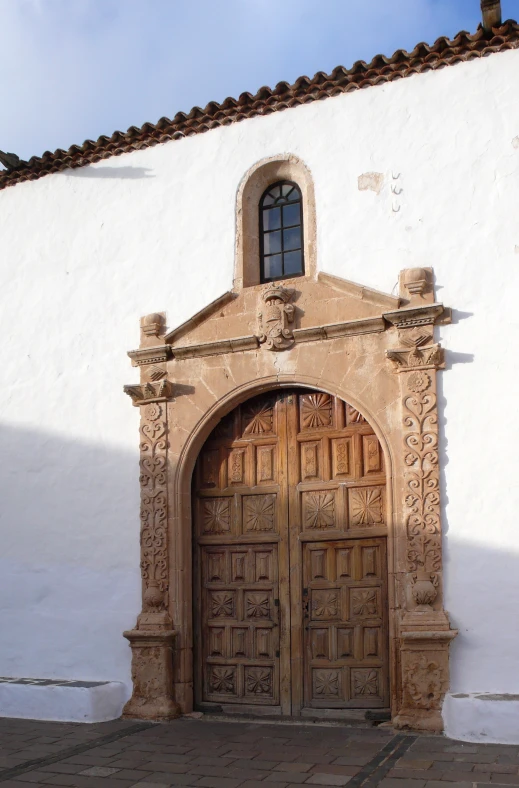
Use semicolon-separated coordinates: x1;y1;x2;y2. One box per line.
0;679;128;723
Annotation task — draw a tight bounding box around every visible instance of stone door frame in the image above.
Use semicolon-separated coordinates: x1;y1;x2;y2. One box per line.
122;267;457;731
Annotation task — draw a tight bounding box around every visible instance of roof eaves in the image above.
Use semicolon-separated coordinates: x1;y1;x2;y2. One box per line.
1;21;518;191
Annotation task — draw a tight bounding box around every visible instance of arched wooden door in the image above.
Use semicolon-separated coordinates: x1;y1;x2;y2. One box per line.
193;388;389;716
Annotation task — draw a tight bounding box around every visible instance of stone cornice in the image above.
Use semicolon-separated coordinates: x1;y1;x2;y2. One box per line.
294;316;385;343
172;336;259;359
168;315;387;360
127;345;172;367
383;303;445;328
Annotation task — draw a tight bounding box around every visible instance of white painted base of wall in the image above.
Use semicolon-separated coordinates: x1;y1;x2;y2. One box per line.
0;681;128;723
444;693;519;744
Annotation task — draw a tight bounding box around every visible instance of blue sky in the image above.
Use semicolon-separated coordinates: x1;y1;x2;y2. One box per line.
0;0;516;161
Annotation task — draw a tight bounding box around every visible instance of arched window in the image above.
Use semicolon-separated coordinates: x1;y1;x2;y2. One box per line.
260;181;304;283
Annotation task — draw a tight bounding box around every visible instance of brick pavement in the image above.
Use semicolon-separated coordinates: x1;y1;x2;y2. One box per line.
0;716;518;788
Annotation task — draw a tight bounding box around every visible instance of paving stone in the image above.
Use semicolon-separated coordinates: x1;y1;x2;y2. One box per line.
444;746;479;754
40;776;135;788
192;757;238;767
386;769;445;781
256;752;302;763
306;774;352;786
274;763;313;773
196;777;243;788
40;763;85;774
245;761;285;771
309;766;359;778
395;760;434;771
12;771;54;783
79;766;122;776
453;754;498;764
224;751;260;760
264;772;308;784
189;765;239;778
238;782;275;788
109;768;155;780
424;783;473;788
104;758;155;768
432;761;475;772
475;765;519;774
230;768;279;781
441;771;491;782
378;780;426;788
137;774;200;786
0;782;48;788
331;756;372;767
139;761;191;774
488;777;519;785
132;783;171;788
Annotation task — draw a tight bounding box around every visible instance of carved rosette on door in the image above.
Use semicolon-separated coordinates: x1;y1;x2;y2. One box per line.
193;389;390;714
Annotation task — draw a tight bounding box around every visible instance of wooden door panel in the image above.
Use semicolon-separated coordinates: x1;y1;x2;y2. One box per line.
195;388;389;714
194;391;289;710
303;539;389;709
201;543;279;705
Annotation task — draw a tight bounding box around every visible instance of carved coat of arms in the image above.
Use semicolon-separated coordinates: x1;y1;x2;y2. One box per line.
258;285;294;351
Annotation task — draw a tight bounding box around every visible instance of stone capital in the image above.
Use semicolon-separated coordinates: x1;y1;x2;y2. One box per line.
123;380;174;405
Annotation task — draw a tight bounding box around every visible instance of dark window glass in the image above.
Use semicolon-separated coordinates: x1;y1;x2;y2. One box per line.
260;180;304;282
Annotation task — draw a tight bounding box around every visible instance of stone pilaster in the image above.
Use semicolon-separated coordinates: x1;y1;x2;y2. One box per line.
122;378;180;720
385;298;457;731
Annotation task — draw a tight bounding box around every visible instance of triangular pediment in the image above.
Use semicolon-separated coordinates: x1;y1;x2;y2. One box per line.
164;273;400;354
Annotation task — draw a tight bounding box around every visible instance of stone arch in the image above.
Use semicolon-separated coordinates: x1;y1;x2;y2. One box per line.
234;155;317;289
172;374;397;716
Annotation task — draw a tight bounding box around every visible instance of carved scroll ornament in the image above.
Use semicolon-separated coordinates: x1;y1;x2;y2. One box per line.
122;380;180;720
403;383;440;569
139;402;169;613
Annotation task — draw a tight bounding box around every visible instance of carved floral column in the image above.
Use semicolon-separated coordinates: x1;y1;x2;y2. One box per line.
122;314;180;720
385;272;457;732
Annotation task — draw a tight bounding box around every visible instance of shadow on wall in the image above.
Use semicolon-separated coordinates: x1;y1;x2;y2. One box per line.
0;422;142;686
1;370;518;700
64;166;154;180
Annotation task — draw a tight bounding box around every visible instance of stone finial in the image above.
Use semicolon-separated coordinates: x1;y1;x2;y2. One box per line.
481;0;501;31
142;313;164;338
402;268;428;297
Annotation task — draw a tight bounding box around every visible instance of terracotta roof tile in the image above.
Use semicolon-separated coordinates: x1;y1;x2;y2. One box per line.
1;21;518;191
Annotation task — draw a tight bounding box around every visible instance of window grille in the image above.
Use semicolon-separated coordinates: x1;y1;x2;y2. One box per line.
260;181;304;282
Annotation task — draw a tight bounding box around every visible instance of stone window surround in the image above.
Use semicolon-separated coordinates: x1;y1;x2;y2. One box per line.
234;154;317;289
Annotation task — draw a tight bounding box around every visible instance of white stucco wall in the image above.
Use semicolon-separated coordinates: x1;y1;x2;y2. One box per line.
1;46;518;735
